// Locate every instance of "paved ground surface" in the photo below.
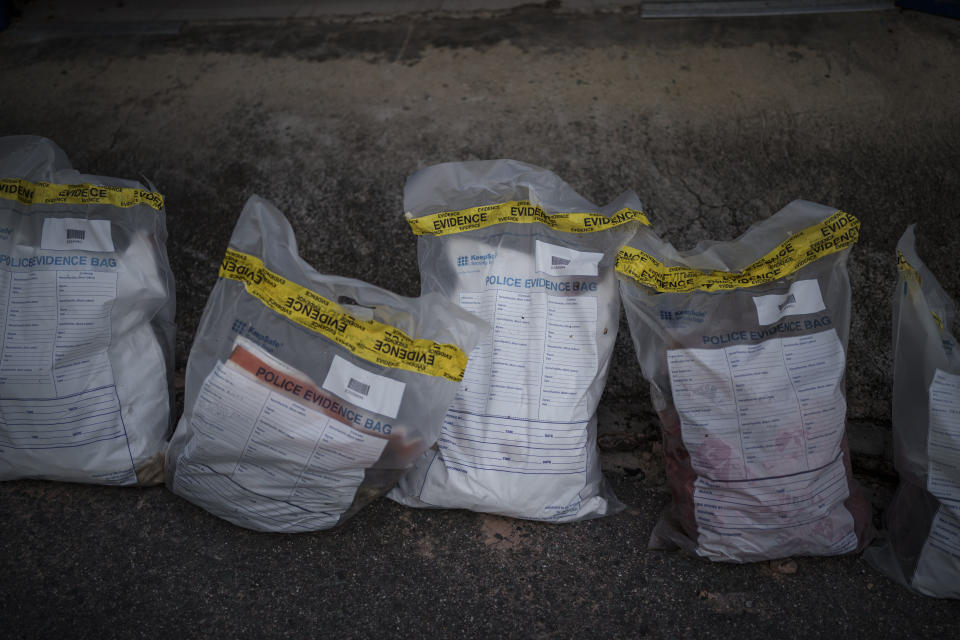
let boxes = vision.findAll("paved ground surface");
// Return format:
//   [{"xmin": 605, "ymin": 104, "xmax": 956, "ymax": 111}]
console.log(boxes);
[
  {"xmin": 7, "ymin": 0, "xmax": 896, "ymax": 23},
  {"xmin": 1, "ymin": 5, "xmax": 959, "ymax": 638}
]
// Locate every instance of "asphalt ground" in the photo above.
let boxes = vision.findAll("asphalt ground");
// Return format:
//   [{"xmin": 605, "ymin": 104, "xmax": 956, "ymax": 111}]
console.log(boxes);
[{"xmin": 1, "ymin": 6, "xmax": 959, "ymax": 638}]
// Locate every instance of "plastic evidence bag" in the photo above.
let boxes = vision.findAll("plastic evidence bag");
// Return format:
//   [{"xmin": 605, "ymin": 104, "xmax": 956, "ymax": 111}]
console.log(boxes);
[
  {"xmin": 864, "ymin": 227, "xmax": 960, "ymax": 598},
  {"xmin": 0, "ymin": 136, "xmax": 175, "ymax": 485},
  {"xmin": 616, "ymin": 200, "xmax": 873, "ymax": 561},
  {"xmin": 388, "ymin": 159, "xmax": 647, "ymax": 521},
  {"xmin": 165, "ymin": 195, "xmax": 488, "ymax": 532}
]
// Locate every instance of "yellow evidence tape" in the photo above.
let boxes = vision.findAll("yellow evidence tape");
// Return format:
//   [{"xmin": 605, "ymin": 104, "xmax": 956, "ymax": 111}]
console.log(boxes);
[
  {"xmin": 219, "ymin": 249, "xmax": 470, "ymax": 381},
  {"xmin": 616, "ymin": 210, "xmax": 860, "ymax": 293},
  {"xmin": 406, "ymin": 199, "xmax": 649, "ymax": 237},
  {"xmin": 899, "ymin": 252, "xmax": 946, "ymax": 331},
  {"xmin": 896, "ymin": 250, "xmax": 922, "ymax": 285},
  {"xmin": 0, "ymin": 178, "xmax": 164, "ymax": 211}
]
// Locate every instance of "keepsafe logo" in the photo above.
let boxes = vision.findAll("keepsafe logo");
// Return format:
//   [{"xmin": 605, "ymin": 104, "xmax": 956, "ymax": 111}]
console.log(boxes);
[{"xmin": 456, "ymin": 253, "xmax": 496, "ymax": 268}]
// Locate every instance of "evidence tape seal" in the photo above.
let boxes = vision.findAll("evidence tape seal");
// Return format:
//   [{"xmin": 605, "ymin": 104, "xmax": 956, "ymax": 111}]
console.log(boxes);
[
  {"xmin": 616, "ymin": 210, "xmax": 860, "ymax": 293},
  {"xmin": 407, "ymin": 199, "xmax": 649, "ymax": 237},
  {"xmin": 898, "ymin": 250, "xmax": 946, "ymax": 330},
  {"xmin": 0, "ymin": 178, "xmax": 164, "ymax": 212},
  {"xmin": 219, "ymin": 248, "xmax": 470, "ymax": 381},
  {"xmin": 896, "ymin": 250, "xmax": 922, "ymax": 286}
]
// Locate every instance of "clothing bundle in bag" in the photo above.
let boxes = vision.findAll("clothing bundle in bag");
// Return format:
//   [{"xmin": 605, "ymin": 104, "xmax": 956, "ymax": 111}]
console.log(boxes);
[
  {"xmin": 864, "ymin": 226, "xmax": 960, "ymax": 597},
  {"xmin": 616, "ymin": 200, "xmax": 873, "ymax": 561},
  {"xmin": 0, "ymin": 136, "xmax": 175, "ymax": 485},
  {"xmin": 388, "ymin": 160, "xmax": 646, "ymax": 521},
  {"xmin": 165, "ymin": 195, "xmax": 488, "ymax": 532}
]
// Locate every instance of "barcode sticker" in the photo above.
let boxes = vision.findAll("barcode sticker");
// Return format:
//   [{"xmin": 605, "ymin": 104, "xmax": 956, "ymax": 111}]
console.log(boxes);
[
  {"xmin": 347, "ymin": 378, "xmax": 371, "ymax": 397},
  {"xmin": 778, "ymin": 294, "xmax": 797, "ymax": 312},
  {"xmin": 41, "ymin": 218, "xmax": 114, "ymax": 252},
  {"xmin": 535, "ymin": 240, "xmax": 603, "ymax": 277},
  {"xmin": 752, "ymin": 279, "xmax": 826, "ymax": 325},
  {"xmin": 322, "ymin": 354, "xmax": 406, "ymax": 419}
]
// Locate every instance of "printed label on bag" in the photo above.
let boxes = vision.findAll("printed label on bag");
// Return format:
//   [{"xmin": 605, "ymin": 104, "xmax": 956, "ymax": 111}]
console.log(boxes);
[
  {"xmin": 752, "ymin": 279, "xmax": 826, "ymax": 325},
  {"xmin": 406, "ymin": 200, "xmax": 649, "ymax": 237},
  {"xmin": 173, "ymin": 345, "xmax": 389, "ymax": 532},
  {"xmin": 40, "ymin": 218, "xmax": 114, "ymax": 252},
  {"xmin": 928, "ymin": 369, "xmax": 960, "ymax": 510},
  {"xmin": 322, "ymin": 354, "xmax": 406, "ymax": 419},
  {"xmin": 226, "ymin": 340, "xmax": 394, "ymax": 436},
  {"xmin": 666, "ymin": 328, "xmax": 857, "ymax": 559},
  {"xmin": 0, "ymin": 246, "xmax": 133, "ymax": 484},
  {"xmin": 218, "ymin": 248, "xmax": 470, "ymax": 381},
  {"xmin": 535, "ymin": 240, "xmax": 602, "ymax": 277},
  {"xmin": 616, "ymin": 210, "xmax": 860, "ymax": 293}
]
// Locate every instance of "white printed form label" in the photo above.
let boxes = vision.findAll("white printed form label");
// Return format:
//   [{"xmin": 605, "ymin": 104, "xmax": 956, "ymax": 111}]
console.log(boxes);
[
  {"xmin": 417, "ymin": 287, "xmax": 599, "ymax": 520},
  {"xmin": 752, "ymin": 279, "xmax": 826, "ymax": 326},
  {"xmin": 667, "ymin": 328, "xmax": 857, "ymax": 559},
  {"xmin": 174, "ymin": 361, "xmax": 388, "ymax": 531},
  {"xmin": 911, "ymin": 502, "xmax": 960, "ymax": 598},
  {"xmin": 41, "ymin": 218, "xmax": 115, "ymax": 253},
  {"xmin": 926, "ymin": 369, "xmax": 960, "ymax": 558},
  {"xmin": 322, "ymin": 354, "xmax": 405, "ymax": 420},
  {"xmin": 535, "ymin": 240, "xmax": 602, "ymax": 277},
  {"xmin": 0, "ymin": 256, "xmax": 134, "ymax": 484}
]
